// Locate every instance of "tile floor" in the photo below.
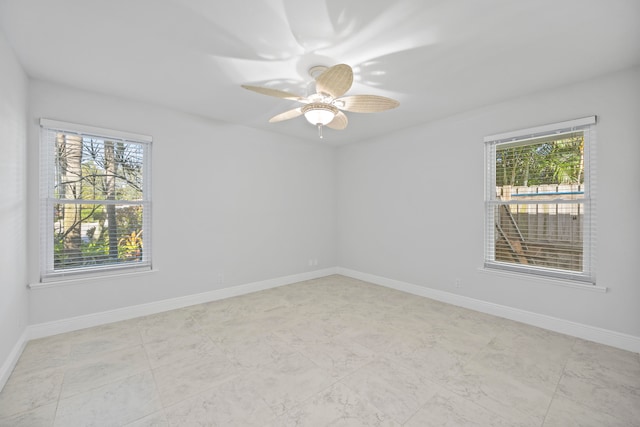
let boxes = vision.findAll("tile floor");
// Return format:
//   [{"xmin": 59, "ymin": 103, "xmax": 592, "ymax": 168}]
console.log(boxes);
[{"xmin": 0, "ymin": 275, "xmax": 639, "ymax": 426}]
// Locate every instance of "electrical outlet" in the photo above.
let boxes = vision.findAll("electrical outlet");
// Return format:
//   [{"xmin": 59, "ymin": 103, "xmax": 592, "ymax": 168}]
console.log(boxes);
[
  {"xmin": 455, "ymin": 278, "xmax": 461, "ymax": 288},
  {"xmin": 217, "ymin": 273, "xmax": 224, "ymax": 286}
]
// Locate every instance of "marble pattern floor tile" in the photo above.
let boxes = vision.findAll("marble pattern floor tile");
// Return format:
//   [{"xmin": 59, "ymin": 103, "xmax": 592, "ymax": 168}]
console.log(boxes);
[
  {"xmin": 67, "ymin": 321, "xmax": 143, "ymax": 360},
  {"xmin": 122, "ymin": 411, "xmax": 169, "ymax": 427},
  {"xmin": 60, "ymin": 345, "xmax": 150, "ymax": 399},
  {"xmin": 12, "ymin": 335, "xmax": 72, "ymax": 374},
  {"xmin": 246, "ymin": 352, "xmax": 337, "ymax": 415},
  {"xmin": 434, "ymin": 305, "xmax": 509, "ymax": 339},
  {"xmin": 163, "ymin": 376, "xmax": 275, "ymax": 427},
  {"xmin": 142, "ymin": 331, "xmax": 226, "ymax": 369},
  {"xmin": 1, "ymin": 274, "xmax": 639, "ymax": 426},
  {"xmin": 275, "ymin": 329, "xmax": 376, "ymax": 379},
  {"xmin": 0, "ymin": 401, "xmax": 57, "ymax": 427},
  {"xmin": 563, "ymin": 337, "xmax": 640, "ymax": 389},
  {"xmin": 542, "ymin": 394, "xmax": 637, "ymax": 427},
  {"xmin": 464, "ymin": 329, "xmax": 574, "ymax": 393},
  {"xmin": 380, "ymin": 326, "xmax": 492, "ymax": 383},
  {"xmin": 556, "ymin": 373, "xmax": 640, "ymax": 423},
  {"xmin": 556, "ymin": 337, "xmax": 640, "ymax": 423},
  {"xmin": 152, "ymin": 354, "xmax": 239, "ymax": 407},
  {"xmin": 404, "ymin": 387, "xmax": 516, "ymax": 427},
  {"xmin": 338, "ymin": 319, "xmax": 408, "ymax": 354},
  {"xmin": 186, "ymin": 290, "xmax": 292, "ymax": 324},
  {"xmin": 340, "ymin": 357, "xmax": 441, "ymax": 424},
  {"xmin": 0, "ymin": 366, "xmax": 65, "ymax": 418},
  {"xmin": 214, "ymin": 333, "xmax": 298, "ymax": 370},
  {"xmin": 137, "ymin": 309, "xmax": 203, "ymax": 343},
  {"xmin": 439, "ymin": 358, "xmax": 554, "ymax": 427},
  {"xmin": 284, "ymin": 311, "xmax": 359, "ymax": 342},
  {"xmin": 278, "ymin": 382, "xmax": 400, "ymax": 426},
  {"xmin": 198, "ymin": 307, "xmax": 298, "ymax": 345},
  {"xmin": 53, "ymin": 371, "xmax": 162, "ymax": 427}
]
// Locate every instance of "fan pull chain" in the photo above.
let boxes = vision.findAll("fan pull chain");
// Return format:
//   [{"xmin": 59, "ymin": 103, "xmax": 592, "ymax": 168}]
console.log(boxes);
[{"xmin": 317, "ymin": 124, "xmax": 324, "ymax": 139}]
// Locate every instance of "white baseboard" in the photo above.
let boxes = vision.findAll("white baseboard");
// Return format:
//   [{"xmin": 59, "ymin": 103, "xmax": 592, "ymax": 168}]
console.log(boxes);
[
  {"xmin": 0, "ymin": 329, "xmax": 28, "ymax": 392},
  {"xmin": 337, "ymin": 267, "xmax": 640, "ymax": 354},
  {"xmin": 27, "ymin": 267, "xmax": 338, "ymax": 340}
]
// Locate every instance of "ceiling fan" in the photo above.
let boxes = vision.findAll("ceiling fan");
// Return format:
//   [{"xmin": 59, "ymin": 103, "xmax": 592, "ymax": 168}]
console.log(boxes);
[{"xmin": 242, "ymin": 64, "xmax": 399, "ymax": 138}]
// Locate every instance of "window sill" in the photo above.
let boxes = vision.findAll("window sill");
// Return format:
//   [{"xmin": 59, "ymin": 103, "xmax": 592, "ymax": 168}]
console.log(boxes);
[
  {"xmin": 478, "ymin": 267, "xmax": 607, "ymax": 293},
  {"xmin": 29, "ymin": 269, "xmax": 158, "ymax": 290}
]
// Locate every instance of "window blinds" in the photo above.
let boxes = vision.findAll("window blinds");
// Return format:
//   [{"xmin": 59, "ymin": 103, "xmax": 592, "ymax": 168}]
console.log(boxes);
[
  {"xmin": 39, "ymin": 119, "xmax": 152, "ymax": 281},
  {"xmin": 484, "ymin": 116, "xmax": 596, "ymax": 284}
]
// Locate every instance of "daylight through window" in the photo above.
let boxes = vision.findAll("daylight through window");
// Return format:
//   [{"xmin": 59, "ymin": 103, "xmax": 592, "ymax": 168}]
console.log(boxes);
[
  {"xmin": 484, "ymin": 117, "xmax": 595, "ymax": 283},
  {"xmin": 40, "ymin": 119, "xmax": 152, "ymax": 280}
]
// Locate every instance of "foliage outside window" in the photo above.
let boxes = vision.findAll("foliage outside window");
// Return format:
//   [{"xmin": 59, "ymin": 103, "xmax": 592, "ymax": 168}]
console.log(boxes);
[
  {"xmin": 484, "ymin": 117, "xmax": 595, "ymax": 283},
  {"xmin": 40, "ymin": 119, "xmax": 151, "ymax": 280}
]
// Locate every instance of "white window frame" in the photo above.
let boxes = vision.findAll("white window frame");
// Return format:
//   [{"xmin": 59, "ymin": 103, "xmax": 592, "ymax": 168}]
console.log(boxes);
[
  {"xmin": 39, "ymin": 119, "xmax": 152, "ymax": 282},
  {"xmin": 484, "ymin": 116, "xmax": 596, "ymax": 284}
]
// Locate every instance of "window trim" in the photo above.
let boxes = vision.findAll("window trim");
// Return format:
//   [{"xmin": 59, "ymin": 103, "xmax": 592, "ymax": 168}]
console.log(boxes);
[
  {"xmin": 39, "ymin": 119, "xmax": 152, "ymax": 282},
  {"xmin": 40, "ymin": 119, "xmax": 152, "ymax": 143},
  {"xmin": 484, "ymin": 116, "xmax": 596, "ymax": 284}
]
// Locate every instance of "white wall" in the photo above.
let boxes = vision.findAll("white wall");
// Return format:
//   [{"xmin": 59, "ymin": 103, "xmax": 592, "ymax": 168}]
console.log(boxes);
[
  {"xmin": 337, "ymin": 66, "xmax": 640, "ymax": 338},
  {"xmin": 27, "ymin": 81, "xmax": 336, "ymax": 324},
  {"xmin": 0, "ymin": 31, "xmax": 29, "ymax": 368},
  {"xmin": 15, "ymin": 62, "xmax": 640, "ymax": 346}
]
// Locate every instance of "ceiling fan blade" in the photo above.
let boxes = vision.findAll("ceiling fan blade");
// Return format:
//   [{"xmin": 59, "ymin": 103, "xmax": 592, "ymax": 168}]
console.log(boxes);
[
  {"xmin": 269, "ymin": 107, "xmax": 303, "ymax": 123},
  {"xmin": 326, "ymin": 111, "xmax": 348, "ymax": 130},
  {"xmin": 315, "ymin": 64, "xmax": 353, "ymax": 98},
  {"xmin": 242, "ymin": 85, "xmax": 305, "ymax": 101},
  {"xmin": 336, "ymin": 95, "xmax": 400, "ymax": 113}
]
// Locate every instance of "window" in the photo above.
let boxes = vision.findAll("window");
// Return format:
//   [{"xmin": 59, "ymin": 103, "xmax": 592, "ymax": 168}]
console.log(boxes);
[
  {"xmin": 40, "ymin": 119, "xmax": 152, "ymax": 281},
  {"xmin": 484, "ymin": 116, "xmax": 596, "ymax": 283}
]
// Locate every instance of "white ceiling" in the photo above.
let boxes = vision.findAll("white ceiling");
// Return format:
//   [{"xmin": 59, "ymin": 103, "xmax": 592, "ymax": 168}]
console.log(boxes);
[{"xmin": 1, "ymin": 0, "xmax": 639, "ymax": 144}]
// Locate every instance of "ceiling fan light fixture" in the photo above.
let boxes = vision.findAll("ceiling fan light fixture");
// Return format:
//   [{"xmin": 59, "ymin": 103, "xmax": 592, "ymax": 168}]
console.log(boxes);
[
  {"xmin": 242, "ymin": 63, "xmax": 399, "ymax": 139},
  {"xmin": 302, "ymin": 103, "xmax": 338, "ymax": 126}
]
